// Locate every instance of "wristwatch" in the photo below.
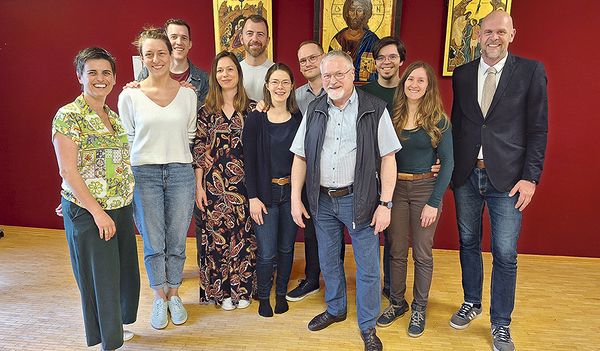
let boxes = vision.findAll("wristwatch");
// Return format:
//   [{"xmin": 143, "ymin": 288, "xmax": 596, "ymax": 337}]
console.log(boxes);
[{"xmin": 380, "ymin": 201, "xmax": 393, "ymax": 209}]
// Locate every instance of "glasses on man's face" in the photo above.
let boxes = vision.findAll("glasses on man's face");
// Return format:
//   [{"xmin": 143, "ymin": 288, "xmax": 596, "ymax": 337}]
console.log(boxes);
[
  {"xmin": 268, "ymin": 79, "xmax": 292, "ymax": 88},
  {"xmin": 375, "ymin": 54, "xmax": 400, "ymax": 63},
  {"xmin": 299, "ymin": 54, "xmax": 323, "ymax": 66},
  {"xmin": 321, "ymin": 68, "xmax": 353, "ymax": 82}
]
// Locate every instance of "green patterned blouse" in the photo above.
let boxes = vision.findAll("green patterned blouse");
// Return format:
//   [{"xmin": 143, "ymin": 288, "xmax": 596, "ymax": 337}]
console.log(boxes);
[{"xmin": 52, "ymin": 94, "xmax": 134, "ymax": 210}]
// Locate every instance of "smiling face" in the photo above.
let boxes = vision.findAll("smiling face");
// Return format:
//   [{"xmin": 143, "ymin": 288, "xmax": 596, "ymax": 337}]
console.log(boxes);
[
  {"xmin": 478, "ymin": 11, "xmax": 515, "ymax": 66},
  {"xmin": 404, "ymin": 67, "xmax": 428, "ymax": 102},
  {"xmin": 322, "ymin": 56, "xmax": 354, "ymax": 103},
  {"xmin": 266, "ymin": 69, "xmax": 292, "ymax": 104},
  {"xmin": 77, "ymin": 59, "xmax": 116, "ymax": 100},
  {"xmin": 242, "ymin": 20, "xmax": 270, "ymax": 58},
  {"xmin": 375, "ymin": 44, "xmax": 403, "ymax": 81},
  {"xmin": 166, "ymin": 24, "xmax": 192, "ymax": 61},
  {"xmin": 216, "ymin": 56, "xmax": 239, "ymax": 91},
  {"xmin": 298, "ymin": 43, "xmax": 323, "ymax": 80},
  {"xmin": 141, "ymin": 38, "xmax": 173, "ymax": 77}
]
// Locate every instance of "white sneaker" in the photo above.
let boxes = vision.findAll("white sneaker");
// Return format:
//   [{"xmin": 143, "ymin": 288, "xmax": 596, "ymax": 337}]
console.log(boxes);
[
  {"xmin": 221, "ymin": 297, "xmax": 236, "ymax": 311},
  {"xmin": 168, "ymin": 296, "xmax": 188, "ymax": 325},
  {"xmin": 237, "ymin": 299, "xmax": 250, "ymax": 309},
  {"xmin": 123, "ymin": 330, "xmax": 134, "ymax": 342},
  {"xmin": 151, "ymin": 299, "xmax": 168, "ymax": 329}
]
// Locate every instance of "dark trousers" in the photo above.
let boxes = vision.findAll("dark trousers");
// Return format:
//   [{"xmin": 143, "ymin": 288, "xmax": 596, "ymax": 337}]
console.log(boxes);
[{"xmin": 62, "ymin": 198, "xmax": 140, "ymax": 350}]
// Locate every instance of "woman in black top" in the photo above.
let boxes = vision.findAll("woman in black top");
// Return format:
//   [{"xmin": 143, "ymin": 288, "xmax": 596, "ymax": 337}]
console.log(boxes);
[{"xmin": 243, "ymin": 63, "xmax": 301, "ymax": 317}]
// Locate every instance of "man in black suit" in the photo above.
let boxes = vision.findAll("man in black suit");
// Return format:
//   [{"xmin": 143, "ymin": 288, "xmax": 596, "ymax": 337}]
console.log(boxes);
[{"xmin": 448, "ymin": 10, "xmax": 548, "ymax": 351}]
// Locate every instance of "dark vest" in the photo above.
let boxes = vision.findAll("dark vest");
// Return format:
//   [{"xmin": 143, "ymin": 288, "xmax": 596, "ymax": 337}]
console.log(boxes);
[{"xmin": 303, "ymin": 89, "xmax": 386, "ymax": 225}]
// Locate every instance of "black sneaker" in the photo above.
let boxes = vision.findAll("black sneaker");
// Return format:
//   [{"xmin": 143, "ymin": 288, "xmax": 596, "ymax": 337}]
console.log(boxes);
[
  {"xmin": 376, "ymin": 299, "xmax": 409, "ymax": 327},
  {"xmin": 407, "ymin": 303, "xmax": 426, "ymax": 337},
  {"xmin": 286, "ymin": 279, "xmax": 320, "ymax": 302}
]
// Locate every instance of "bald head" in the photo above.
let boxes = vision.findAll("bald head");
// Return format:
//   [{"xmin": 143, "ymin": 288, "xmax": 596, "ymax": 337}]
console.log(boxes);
[{"xmin": 478, "ymin": 10, "xmax": 516, "ymax": 66}]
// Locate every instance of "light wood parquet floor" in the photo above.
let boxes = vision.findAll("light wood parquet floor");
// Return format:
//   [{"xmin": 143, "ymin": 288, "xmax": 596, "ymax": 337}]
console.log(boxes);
[{"xmin": 0, "ymin": 225, "xmax": 599, "ymax": 350}]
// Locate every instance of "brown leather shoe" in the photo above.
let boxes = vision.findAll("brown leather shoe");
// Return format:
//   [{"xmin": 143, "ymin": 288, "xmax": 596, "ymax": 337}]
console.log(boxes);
[
  {"xmin": 308, "ymin": 310, "xmax": 347, "ymax": 331},
  {"xmin": 361, "ymin": 327, "xmax": 383, "ymax": 351}
]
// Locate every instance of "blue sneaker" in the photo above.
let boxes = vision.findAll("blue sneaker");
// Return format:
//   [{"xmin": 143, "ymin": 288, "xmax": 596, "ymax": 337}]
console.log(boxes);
[
  {"xmin": 168, "ymin": 296, "xmax": 188, "ymax": 325},
  {"xmin": 151, "ymin": 299, "xmax": 168, "ymax": 329}
]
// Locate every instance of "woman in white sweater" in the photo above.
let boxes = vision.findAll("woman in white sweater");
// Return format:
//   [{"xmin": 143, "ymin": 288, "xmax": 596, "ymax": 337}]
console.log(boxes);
[{"xmin": 118, "ymin": 28, "xmax": 196, "ymax": 330}]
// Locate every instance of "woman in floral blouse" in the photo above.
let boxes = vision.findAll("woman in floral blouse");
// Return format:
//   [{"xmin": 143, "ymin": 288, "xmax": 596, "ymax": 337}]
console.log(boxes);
[
  {"xmin": 193, "ymin": 50, "xmax": 256, "ymax": 310},
  {"xmin": 52, "ymin": 47, "xmax": 139, "ymax": 351}
]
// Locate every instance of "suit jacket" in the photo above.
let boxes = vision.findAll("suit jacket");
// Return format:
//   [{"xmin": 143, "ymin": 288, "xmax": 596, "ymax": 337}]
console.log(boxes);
[{"xmin": 451, "ymin": 52, "xmax": 548, "ymax": 192}]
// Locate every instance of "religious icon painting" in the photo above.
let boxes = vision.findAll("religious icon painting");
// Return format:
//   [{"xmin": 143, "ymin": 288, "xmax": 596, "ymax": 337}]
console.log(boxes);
[
  {"xmin": 443, "ymin": 0, "xmax": 512, "ymax": 76},
  {"xmin": 320, "ymin": 0, "xmax": 401, "ymax": 83},
  {"xmin": 213, "ymin": 0, "xmax": 273, "ymax": 61}
]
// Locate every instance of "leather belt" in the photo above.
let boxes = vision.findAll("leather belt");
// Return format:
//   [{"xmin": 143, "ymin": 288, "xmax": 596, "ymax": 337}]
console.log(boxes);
[
  {"xmin": 476, "ymin": 160, "xmax": 485, "ymax": 168},
  {"xmin": 397, "ymin": 172, "xmax": 435, "ymax": 181},
  {"xmin": 272, "ymin": 177, "xmax": 290, "ymax": 185},
  {"xmin": 320, "ymin": 185, "xmax": 353, "ymax": 198}
]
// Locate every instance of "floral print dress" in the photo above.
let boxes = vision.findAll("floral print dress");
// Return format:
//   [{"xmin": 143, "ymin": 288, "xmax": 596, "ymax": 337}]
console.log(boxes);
[{"xmin": 192, "ymin": 102, "xmax": 257, "ymax": 304}]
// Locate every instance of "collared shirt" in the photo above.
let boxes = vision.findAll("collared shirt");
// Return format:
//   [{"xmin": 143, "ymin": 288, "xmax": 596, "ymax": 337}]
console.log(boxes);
[
  {"xmin": 477, "ymin": 55, "xmax": 508, "ymax": 160},
  {"xmin": 295, "ymin": 82, "xmax": 326, "ymax": 116},
  {"xmin": 52, "ymin": 94, "xmax": 135, "ymax": 210},
  {"xmin": 477, "ymin": 54, "xmax": 508, "ymax": 107},
  {"xmin": 290, "ymin": 89, "xmax": 401, "ymax": 187}
]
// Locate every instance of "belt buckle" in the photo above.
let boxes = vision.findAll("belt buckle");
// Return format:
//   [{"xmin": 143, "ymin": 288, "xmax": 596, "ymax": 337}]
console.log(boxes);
[
  {"xmin": 328, "ymin": 189, "xmax": 335, "ymax": 197},
  {"xmin": 276, "ymin": 178, "xmax": 284, "ymax": 185}
]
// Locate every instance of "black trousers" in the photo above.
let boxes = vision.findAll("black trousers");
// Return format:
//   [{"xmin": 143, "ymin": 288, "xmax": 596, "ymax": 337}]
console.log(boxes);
[{"xmin": 62, "ymin": 198, "xmax": 140, "ymax": 350}]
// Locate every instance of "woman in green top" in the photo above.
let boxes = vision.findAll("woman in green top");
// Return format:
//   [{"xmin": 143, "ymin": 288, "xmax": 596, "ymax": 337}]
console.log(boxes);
[
  {"xmin": 376, "ymin": 61, "xmax": 454, "ymax": 338},
  {"xmin": 52, "ymin": 47, "xmax": 139, "ymax": 351}
]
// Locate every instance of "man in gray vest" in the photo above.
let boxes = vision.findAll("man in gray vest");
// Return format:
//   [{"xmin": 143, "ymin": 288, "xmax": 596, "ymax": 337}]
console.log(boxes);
[{"xmin": 290, "ymin": 50, "xmax": 401, "ymax": 351}]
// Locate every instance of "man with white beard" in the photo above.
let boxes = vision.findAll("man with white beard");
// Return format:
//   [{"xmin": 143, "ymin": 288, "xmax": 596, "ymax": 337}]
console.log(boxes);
[{"xmin": 289, "ymin": 50, "xmax": 401, "ymax": 351}]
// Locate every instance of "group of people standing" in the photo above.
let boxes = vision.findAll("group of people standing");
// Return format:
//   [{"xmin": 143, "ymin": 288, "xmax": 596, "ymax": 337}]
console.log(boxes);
[{"xmin": 52, "ymin": 9, "xmax": 547, "ymax": 351}]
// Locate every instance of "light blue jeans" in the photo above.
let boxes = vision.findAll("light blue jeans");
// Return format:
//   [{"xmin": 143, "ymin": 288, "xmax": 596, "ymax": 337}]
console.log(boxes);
[
  {"xmin": 132, "ymin": 163, "xmax": 195, "ymax": 290},
  {"xmin": 454, "ymin": 168, "xmax": 522, "ymax": 326},
  {"xmin": 313, "ymin": 191, "xmax": 381, "ymax": 331}
]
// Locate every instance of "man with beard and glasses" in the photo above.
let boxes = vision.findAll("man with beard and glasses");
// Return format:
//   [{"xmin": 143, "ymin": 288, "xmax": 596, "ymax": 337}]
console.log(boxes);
[
  {"xmin": 449, "ymin": 11, "xmax": 548, "ymax": 351},
  {"xmin": 240, "ymin": 14, "xmax": 274, "ymax": 101},
  {"xmin": 137, "ymin": 18, "xmax": 209, "ymax": 108},
  {"xmin": 290, "ymin": 50, "xmax": 401, "ymax": 351},
  {"xmin": 329, "ymin": 0, "xmax": 379, "ymax": 82}
]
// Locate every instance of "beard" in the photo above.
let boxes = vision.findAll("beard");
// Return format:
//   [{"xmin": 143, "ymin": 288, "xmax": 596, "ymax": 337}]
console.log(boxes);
[
  {"xmin": 326, "ymin": 86, "xmax": 346, "ymax": 100},
  {"xmin": 245, "ymin": 40, "xmax": 266, "ymax": 58}
]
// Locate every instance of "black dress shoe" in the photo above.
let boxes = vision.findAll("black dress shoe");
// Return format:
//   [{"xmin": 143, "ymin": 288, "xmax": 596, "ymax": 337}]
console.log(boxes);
[
  {"xmin": 361, "ymin": 327, "xmax": 382, "ymax": 351},
  {"xmin": 308, "ymin": 310, "xmax": 347, "ymax": 331}
]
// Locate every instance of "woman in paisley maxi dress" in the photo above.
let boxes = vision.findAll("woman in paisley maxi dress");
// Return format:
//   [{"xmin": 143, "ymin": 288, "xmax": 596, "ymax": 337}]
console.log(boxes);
[{"xmin": 192, "ymin": 50, "xmax": 257, "ymax": 310}]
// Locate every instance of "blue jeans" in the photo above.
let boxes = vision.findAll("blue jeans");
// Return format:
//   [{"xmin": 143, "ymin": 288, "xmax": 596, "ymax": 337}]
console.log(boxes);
[
  {"xmin": 132, "ymin": 163, "xmax": 196, "ymax": 290},
  {"xmin": 254, "ymin": 183, "xmax": 298, "ymax": 299},
  {"xmin": 313, "ymin": 191, "xmax": 381, "ymax": 331},
  {"xmin": 454, "ymin": 168, "xmax": 522, "ymax": 326}
]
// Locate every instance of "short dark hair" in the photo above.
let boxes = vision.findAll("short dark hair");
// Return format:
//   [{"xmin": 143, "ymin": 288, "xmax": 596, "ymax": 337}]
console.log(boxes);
[
  {"xmin": 243, "ymin": 14, "xmax": 269, "ymax": 36},
  {"xmin": 74, "ymin": 47, "xmax": 116, "ymax": 77},
  {"xmin": 372, "ymin": 36, "xmax": 406, "ymax": 62},
  {"xmin": 164, "ymin": 18, "xmax": 191, "ymax": 40}
]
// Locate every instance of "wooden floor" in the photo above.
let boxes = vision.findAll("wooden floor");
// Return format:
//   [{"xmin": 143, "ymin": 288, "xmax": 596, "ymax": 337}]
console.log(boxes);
[{"xmin": 0, "ymin": 225, "xmax": 599, "ymax": 351}]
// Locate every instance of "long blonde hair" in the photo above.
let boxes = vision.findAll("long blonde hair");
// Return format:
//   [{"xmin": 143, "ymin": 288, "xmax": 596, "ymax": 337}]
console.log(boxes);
[
  {"xmin": 204, "ymin": 51, "xmax": 250, "ymax": 115},
  {"xmin": 391, "ymin": 61, "xmax": 450, "ymax": 147}
]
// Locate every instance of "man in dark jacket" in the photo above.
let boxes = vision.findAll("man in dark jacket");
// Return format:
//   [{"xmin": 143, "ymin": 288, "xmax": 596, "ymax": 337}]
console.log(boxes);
[{"xmin": 449, "ymin": 11, "xmax": 548, "ymax": 351}]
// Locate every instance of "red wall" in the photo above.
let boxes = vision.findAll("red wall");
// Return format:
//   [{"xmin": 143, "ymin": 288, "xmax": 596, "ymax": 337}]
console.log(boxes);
[{"xmin": 1, "ymin": 1, "xmax": 598, "ymax": 258}]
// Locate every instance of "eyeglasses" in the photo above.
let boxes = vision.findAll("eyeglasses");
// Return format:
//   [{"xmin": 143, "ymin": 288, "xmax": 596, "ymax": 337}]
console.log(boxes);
[
  {"xmin": 375, "ymin": 54, "xmax": 400, "ymax": 63},
  {"xmin": 268, "ymin": 79, "xmax": 292, "ymax": 88},
  {"xmin": 299, "ymin": 54, "xmax": 323, "ymax": 66},
  {"xmin": 321, "ymin": 68, "xmax": 353, "ymax": 81}
]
